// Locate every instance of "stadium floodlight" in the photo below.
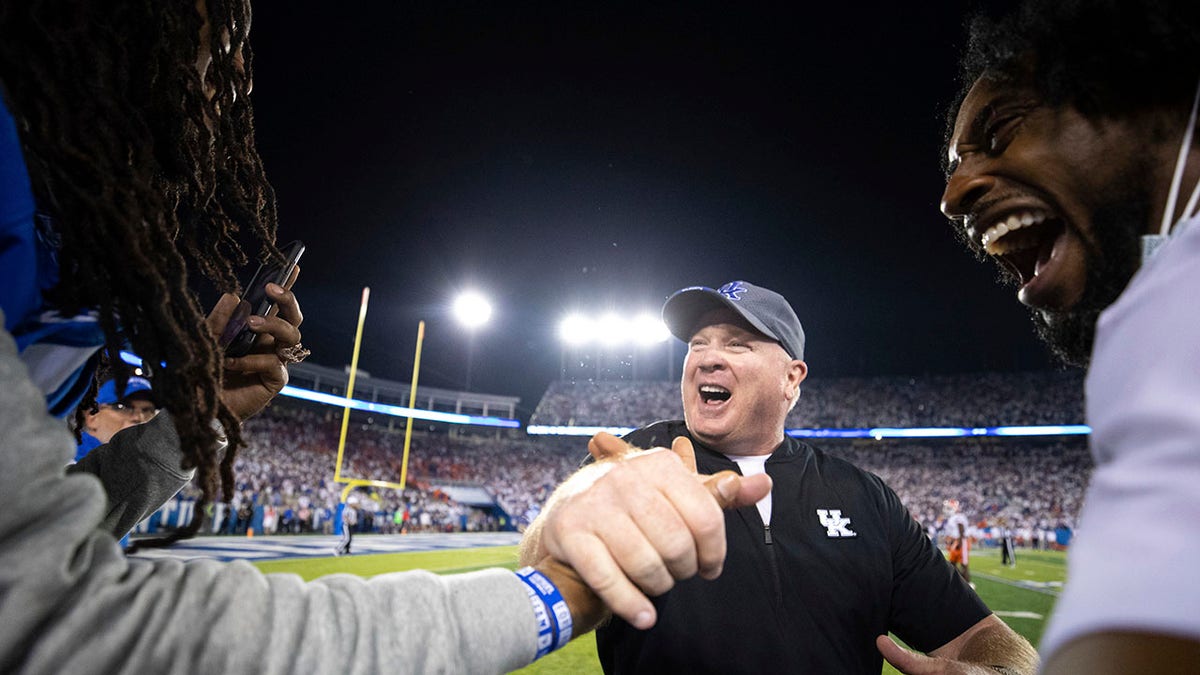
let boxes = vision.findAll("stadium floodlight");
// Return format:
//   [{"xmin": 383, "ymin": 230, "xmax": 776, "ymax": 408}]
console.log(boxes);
[
  {"xmin": 559, "ymin": 314, "xmax": 594, "ymax": 345},
  {"xmin": 631, "ymin": 312, "xmax": 671, "ymax": 346},
  {"xmin": 452, "ymin": 291, "xmax": 492, "ymax": 329},
  {"xmin": 596, "ymin": 313, "xmax": 628, "ymax": 346},
  {"xmin": 559, "ymin": 311, "xmax": 672, "ymax": 347}
]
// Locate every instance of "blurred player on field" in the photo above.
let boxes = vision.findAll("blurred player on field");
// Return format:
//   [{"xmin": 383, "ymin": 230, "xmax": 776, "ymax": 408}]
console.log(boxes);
[
  {"xmin": 943, "ymin": 499, "xmax": 971, "ymax": 585},
  {"xmin": 999, "ymin": 518, "xmax": 1016, "ymax": 568},
  {"xmin": 334, "ymin": 495, "xmax": 359, "ymax": 556}
]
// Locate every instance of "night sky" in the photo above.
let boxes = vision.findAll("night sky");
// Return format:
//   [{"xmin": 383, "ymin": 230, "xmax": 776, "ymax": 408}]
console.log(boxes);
[{"xmin": 246, "ymin": 3, "xmax": 1058, "ymax": 419}]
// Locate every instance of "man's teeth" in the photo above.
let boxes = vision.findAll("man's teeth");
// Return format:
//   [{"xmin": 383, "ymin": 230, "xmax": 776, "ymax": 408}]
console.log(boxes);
[
  {"xmin": 981, "ymin": 211, "xmax": 1048, "ymax": 255},
  {"xmin": 699, "ymin": 385, "xmax": 731, "ymax": 402}
]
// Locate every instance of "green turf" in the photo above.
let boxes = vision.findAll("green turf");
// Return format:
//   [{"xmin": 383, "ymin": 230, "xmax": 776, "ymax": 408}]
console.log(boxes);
[
  {"xmin": 253, "ymin": 545, "xmax": 523, "ymax": 579},
  {"xmin": 252, "ymin": 544, "xmax": 1068, "ymax": 674}
]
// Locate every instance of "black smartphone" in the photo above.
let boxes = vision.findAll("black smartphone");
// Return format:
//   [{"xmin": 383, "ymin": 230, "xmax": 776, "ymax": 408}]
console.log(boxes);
[{"xmin": 220, "ymin": 240, "xmax": 306, "ymax": 357}]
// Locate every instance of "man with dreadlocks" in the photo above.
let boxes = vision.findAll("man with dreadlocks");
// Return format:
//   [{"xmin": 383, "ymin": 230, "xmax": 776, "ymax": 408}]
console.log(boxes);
[
  {"xmin": 0, "ymin": 0, "xmax": 301, "ymax": 549},
  {"xmin": 0, "ymin": 3, "xmax": 775, "ymax": 672},
  {"xmin": 938, "ymin": 1, "xmax": 1200, "ymax": 672}
]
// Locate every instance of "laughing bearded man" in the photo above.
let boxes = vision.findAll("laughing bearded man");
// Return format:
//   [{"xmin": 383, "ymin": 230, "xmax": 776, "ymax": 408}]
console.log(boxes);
[{"xmin": 941, "ymin": 1, "xmax": 1200, "ymax": 672}]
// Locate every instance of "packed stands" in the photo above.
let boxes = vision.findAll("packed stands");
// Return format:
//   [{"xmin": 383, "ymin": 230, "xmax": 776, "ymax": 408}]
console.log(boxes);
[
  {"xmin": 175, "ymin": 406, "xmax": 581, "ymax": 535},
  {"xmin": 531, "ymin": 370, "xmax": 1086, "ymax": 429},
  {"xmin": 151, "ymin": 370, "xmax": 1090, "ymax": 547},
  {"xmin": 825, "ymin": 437, "xmax": 1089, "ymax": 543}
]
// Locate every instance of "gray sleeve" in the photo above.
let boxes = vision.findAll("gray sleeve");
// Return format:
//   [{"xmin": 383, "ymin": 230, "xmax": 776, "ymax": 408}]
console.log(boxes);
[
  {"xmin": 66, "ymin": 410, "xmax": 195, "ymax": 538},
  {"xmin": 0, "ymin": 317, "xmax": 539, "ymax": 674}
]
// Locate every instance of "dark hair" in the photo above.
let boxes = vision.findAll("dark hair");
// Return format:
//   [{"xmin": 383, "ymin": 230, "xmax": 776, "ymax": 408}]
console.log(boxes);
[
  {"xmin": 946, "ymin": 0, "xmax": 1200, "ymax": 168},
  {"xmin": 0, "ymin": 0, "xmax": 280, "ymax": 547}
]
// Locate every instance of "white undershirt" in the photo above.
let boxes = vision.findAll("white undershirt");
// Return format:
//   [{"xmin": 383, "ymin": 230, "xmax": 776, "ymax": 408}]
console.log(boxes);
[{"xmin": 724, "ymin": 453, "xmax": 772, "ymax": 525}]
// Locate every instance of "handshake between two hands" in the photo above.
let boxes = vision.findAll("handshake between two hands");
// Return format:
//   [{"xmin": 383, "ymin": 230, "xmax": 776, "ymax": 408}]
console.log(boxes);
[
  {"xmin": 524, "ymin": 434, "xmax": 1034, "ymax": 675},
  {"xmin": 522, "ymin": 432, "xmax": 772, "ymax": 634}
]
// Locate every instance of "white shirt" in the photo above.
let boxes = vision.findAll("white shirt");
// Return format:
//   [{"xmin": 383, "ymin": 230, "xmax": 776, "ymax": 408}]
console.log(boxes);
[
  {"xmin": 724, "ymin": 453, "xmax": 772, "ymax": 525},
  {"xmin": 1041, "ymin": 215, "xmax": 1200, "ymax": 657}
]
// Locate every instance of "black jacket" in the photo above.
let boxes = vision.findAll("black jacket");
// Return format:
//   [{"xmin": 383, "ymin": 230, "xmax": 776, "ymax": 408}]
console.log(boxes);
[{"xmin": 596, "ymin": 420, "xmax": 989, "ymax": 674}]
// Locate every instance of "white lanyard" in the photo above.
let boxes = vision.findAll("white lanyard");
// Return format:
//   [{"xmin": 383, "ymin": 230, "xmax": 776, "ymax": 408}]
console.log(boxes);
[{"xmin": 1143, "ymin": 76, "xmax": 1200, "ymax": 262}]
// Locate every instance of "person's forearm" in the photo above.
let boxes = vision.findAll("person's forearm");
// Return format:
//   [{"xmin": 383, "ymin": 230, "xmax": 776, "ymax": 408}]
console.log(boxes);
[
  {"xmin": 14, "ymin": 551, "xmax": 540, "ymax": 674},
  {"xmin": 534, "ymin": 557, "xmax": 609, "ymax": 636},
  {"xmin": 957, "ymin": 623, "xmax": 1039, "ymax": 675},
  {"xmin": 67, "ymin": 411, "xmax": 196, "ymax": 538}
]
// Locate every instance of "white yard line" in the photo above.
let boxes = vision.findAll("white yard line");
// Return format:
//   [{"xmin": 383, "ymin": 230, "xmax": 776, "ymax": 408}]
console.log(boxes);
[{"xmin": 973, "ymin": 572, "xmax": 1062, "ymax": 597}]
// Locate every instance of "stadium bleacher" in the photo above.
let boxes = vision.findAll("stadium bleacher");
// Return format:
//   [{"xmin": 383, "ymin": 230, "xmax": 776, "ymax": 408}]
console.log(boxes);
[
  {"xmin": 143, "ymin": 370, "xmax": 1089, "ymax": 549},
  {"xmin": 531, "ymin": 370, "xmax": 1086, "ymax": 429}
]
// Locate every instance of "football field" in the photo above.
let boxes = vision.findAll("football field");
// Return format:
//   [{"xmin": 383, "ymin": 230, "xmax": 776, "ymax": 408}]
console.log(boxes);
[{"xmin": 201, "ymin": 536, "xmax": 1067, "ymax": 674}]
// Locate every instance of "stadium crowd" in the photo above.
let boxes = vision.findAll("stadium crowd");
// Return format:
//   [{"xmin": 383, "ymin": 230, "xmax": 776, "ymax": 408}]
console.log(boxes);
[
  {"xmin": 184, "ymin": 406, "xmax": 581, "ymax": 535},
  {"xmin": 531, "ymin": 370, "xmax": 1085, "ymax": 429},
  {"xmin": 155, "ymin": 369, "xmax": 1091, "ymax": 549},
  {"xmin": 827, "ymin": 438, "xmax": 1090, "ymax": 545}
]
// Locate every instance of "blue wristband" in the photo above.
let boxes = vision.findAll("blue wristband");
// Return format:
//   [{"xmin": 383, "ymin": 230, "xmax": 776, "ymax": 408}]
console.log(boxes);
[{"xmin": 515, "ymin": 567, "xmax": 574, "ymax": 659}]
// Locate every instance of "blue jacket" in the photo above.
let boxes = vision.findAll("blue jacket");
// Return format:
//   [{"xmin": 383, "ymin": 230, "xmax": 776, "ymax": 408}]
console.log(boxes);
[{"xmin": 0, "ymin": 89, "xmax": 106, "ymax": 417}]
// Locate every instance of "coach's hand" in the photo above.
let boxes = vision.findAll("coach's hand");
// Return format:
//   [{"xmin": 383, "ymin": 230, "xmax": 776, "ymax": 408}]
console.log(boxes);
[
  {"xmin": 586, "ymin": 431, "xmax": 637, "ymax": 461},
  {"xmin": 206, "ymin": 265, "xmax": 304, "ymax": 421},
  {"xmin": 530, "ymin": 435, "xmax": 771, "ymax": 631}
]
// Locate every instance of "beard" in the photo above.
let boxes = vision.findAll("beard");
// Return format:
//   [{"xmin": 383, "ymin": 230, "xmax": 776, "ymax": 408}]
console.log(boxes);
[{"xmin": 1029, "ymin": 196, "xmax": 1146, "ymax": 367}]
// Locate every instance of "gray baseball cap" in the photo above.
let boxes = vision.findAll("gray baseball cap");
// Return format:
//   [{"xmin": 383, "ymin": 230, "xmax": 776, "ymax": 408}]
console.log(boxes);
[{"xmin": 662, "ymin": 280, "xmax": 805, "ymax": 360}]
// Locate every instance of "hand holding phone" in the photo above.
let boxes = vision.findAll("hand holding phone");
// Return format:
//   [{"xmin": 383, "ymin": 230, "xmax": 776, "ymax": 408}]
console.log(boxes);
[{"xmin": 219, "ymin": 240, "xmax": 305, "ymax": 357}]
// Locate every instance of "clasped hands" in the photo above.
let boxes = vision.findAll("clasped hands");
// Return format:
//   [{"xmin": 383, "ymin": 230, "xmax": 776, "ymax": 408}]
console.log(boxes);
[{"xmin": 522, "ymin": 432, "xmax": 772, "ymax": 633}]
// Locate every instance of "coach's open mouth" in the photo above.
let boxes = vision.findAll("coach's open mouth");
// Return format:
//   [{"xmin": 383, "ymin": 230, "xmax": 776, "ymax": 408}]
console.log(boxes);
[{"xmin": 699, "ymin": 384, "xmax": 731, "ymax": 405}]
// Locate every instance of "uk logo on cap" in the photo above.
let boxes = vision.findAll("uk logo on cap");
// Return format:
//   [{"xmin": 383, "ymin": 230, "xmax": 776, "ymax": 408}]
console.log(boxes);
[{"xmin": 718, "ymin": 281, "xmax": 747, "ymax": 301}]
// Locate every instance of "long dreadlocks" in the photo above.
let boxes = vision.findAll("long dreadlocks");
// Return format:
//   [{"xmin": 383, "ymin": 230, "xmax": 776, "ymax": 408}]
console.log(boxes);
[{"xmin": 0, "ymin": 0, "xmax": 280, "ymax": 545}]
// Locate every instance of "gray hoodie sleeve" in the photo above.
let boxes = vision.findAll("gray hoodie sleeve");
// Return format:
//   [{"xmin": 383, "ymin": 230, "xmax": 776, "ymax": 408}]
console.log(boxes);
[
  {"xmin": 0, "ymin": 318, "xmax": 539, "ymax": 674},
  {"xmin": 66, "ymin": 409, "xmax": 195, "ymax": 539}
]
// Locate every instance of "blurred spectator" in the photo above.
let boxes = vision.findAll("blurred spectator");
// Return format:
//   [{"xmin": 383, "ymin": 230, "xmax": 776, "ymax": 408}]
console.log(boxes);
[{"xmin": 74, "ymin": 375, "xmax": 158, "ymax": 462}]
